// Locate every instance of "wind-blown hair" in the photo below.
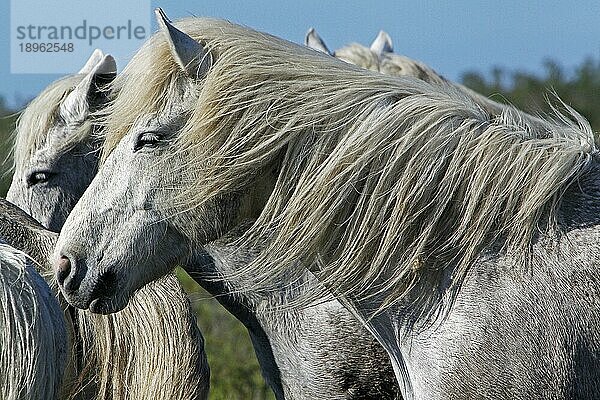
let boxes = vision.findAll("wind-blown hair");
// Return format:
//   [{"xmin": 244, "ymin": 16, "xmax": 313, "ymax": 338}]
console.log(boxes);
[
  {"xmin": 103, "ymin": 18, "xmax": 595, "ymax": 315},
  {"xmin": 0, "ymin": 243, "xmax": 67, "ymax": 400},
  {"xmin": 75, "ymin": 277, "xmax": 209, "ymax": 399},
  {"xmin": 333, "ymin": 41, "xmax": 537, "ymax": 119}
]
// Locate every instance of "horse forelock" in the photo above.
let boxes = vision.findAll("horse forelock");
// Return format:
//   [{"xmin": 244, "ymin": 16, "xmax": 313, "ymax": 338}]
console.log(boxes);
[
  {"xmin": 101, "ymin": 17, "xmax": 596, "ymax": 316},
  {"xmin": 100, "ymin": 19, "xmax": 209, "ymax": 164}
]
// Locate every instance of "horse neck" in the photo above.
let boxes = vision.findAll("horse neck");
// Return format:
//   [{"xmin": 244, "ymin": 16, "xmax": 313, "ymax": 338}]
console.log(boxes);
[
  {"xmin": 185, "ymin": 224, "xmax": 286, "ymax": 400},
  {"xmin": 185, "ymin": 220, "xmax": 276, "ymax": 320},
  {"xmin": 186, "ymin": 218, "xmax": 320, "ymax": 312},
  {"xmin": 186, "ymin": 247, "xmax": 259, "ymax": 319}
]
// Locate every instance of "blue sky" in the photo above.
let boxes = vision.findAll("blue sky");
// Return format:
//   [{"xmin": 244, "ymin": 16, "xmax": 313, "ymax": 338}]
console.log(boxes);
[{"xmin": 1, "ymin": 0, "xmax": 599, "ymax": 108}]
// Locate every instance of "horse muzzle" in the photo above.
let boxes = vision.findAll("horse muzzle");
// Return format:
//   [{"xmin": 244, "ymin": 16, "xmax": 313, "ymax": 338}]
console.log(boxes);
[{"xmin": 53, "ymin": 253, "xmax": 124, "ymax": 314}]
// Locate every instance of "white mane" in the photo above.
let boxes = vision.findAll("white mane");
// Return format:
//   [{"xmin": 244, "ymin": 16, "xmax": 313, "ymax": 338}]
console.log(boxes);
[
  {"xmin": 0, "ymin": 243, "xmax": 67, "ymax": 399},
  {"xmin": 103, "ymin": 18, "xmax": 595, "ymax": 315}
]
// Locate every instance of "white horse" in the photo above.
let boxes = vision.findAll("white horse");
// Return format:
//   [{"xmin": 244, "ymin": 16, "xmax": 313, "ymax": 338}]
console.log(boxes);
[
  {"xmin": 55, "ymin": 11, "xmax": 600, "ymax": 399},
  {"xmin": 5, "ymin": 49, "xmax": 209, "ymax": 399},
  {"xmin": 56, "ymin": 13, "xmax": 400, "ymax": 400},
  {"xmin": 305, "ymin": 28, "xmax": 447, "ymax": 84}
]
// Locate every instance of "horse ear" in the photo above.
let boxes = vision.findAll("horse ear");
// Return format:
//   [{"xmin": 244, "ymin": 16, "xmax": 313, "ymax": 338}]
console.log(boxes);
[
  {"xmin": 370, "ymin": 30, "xmax": 393, "ymax": 55},
  {"xmin": 60, "ymin": 54, "xmax": 117, "ymax": 123},
  {"xmin": 155, "ymin": 8, "xmax": 212, "ymax": 79},
  {"xmin": 305, "ymin": 28, "xmax": 332, "ymax": 55},
  {"xmin": 78, "ymin": 49, "xmax": 105, "ymax": 74}
]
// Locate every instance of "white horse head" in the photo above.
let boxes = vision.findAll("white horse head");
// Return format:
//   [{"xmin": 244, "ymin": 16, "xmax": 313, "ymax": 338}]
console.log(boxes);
[
  {"xmin": 7, "ymin": 50, "xmax": 116, "ymax": 231},
  {"xmin": 305, "ymin": 27, "xmax": 449, "ymax": 87},
  {"xmin": 6, "ymin": 48, "xmax": 209, "ymax": 399},
  {"xmin": 53, "ymin": 11, "xmax": 237, "ymax": 313}
]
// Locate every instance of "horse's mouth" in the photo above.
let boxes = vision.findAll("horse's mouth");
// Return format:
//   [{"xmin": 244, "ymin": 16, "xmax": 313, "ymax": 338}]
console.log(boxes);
[
  {"xmin": 61, "ymin": 290, "xmax": 121, "ymax": 314},
  {"xmin": 88, "ymin": 269, "xmax": 118, "ymax": 299},
  {"xmin": 63, "ymin": 270, "xmax": 126, "ymax": 314},
  {"xmin": 86, "ymin": 273, "xmax": 127, "ymax": 314},
  {"xmin": 62, "ymin": 291, "xmax": 94, "ymax": 310},
  {"xmin": 87, "ymin": 289, "xmax": 130, "ymax": 314}
]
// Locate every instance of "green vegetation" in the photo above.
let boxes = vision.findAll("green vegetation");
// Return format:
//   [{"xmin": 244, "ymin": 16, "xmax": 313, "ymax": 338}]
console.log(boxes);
[
  {"xmin": 0, "ymin": 57, "xmax": 598, "ymax": 399},
  {"xmin": 175, "ymin": 268, "xmax": 275, "ymax": 400},
  {"xmin": 461, "ymin": 57, "xmax": 600, "ymax": 131}
]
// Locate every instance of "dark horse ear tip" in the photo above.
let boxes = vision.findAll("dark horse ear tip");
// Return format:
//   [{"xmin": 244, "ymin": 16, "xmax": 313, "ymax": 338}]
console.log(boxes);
[
  {"xmin": 155, "ymin": 8, "xmax": 171, "ymax": 24},
  {"xmin": 155, "ymin": 8, "xmax": 176, "ymax": 34},
  {"xmin": 305, "ymin": 27, "xmax": 332, "ymax": 55}
]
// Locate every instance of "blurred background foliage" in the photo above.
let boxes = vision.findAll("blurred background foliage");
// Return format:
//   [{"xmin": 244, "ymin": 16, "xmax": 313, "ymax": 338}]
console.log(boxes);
[
  {"xmin": 461, "ymin": 57, "xmax": 600, "ymax": 130},
  {"xmin": 0, "ymin": 57, "xmax": 599, "ymax": 399}
]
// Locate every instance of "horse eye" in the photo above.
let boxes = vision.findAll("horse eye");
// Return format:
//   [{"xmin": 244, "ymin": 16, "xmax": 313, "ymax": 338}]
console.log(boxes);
[
  {"xmin": 134, "ymin": 131, "xmax": 162, "ymax": 152},
  {"xmin": 26, "ymin": 170, "xmax": 54, "ymax": 187}
]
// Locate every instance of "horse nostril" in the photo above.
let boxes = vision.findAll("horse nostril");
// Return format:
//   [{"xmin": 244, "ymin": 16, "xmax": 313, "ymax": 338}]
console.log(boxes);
[{"xmin": 56, "ymin": 256, "xmax": 72, "ymax": 285}]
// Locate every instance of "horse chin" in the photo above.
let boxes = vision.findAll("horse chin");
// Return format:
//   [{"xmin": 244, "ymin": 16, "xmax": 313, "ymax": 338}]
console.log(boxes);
[
  {"xmin": 88, "ymin": 294, "xmax": 129, "ymax": 314},
  {"xmin": 62, "ymin": 275, "xmax": 129, "ymax": 314},
  {"xmin": 63, "ymin": 292, "xmax": 94, "ymax": 311}
]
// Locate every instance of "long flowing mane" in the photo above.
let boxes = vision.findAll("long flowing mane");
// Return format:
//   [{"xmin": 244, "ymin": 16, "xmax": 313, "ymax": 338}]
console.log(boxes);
[{"xmin": 103, "ymin": 18, "xmax": 596, "ymax": 314}]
